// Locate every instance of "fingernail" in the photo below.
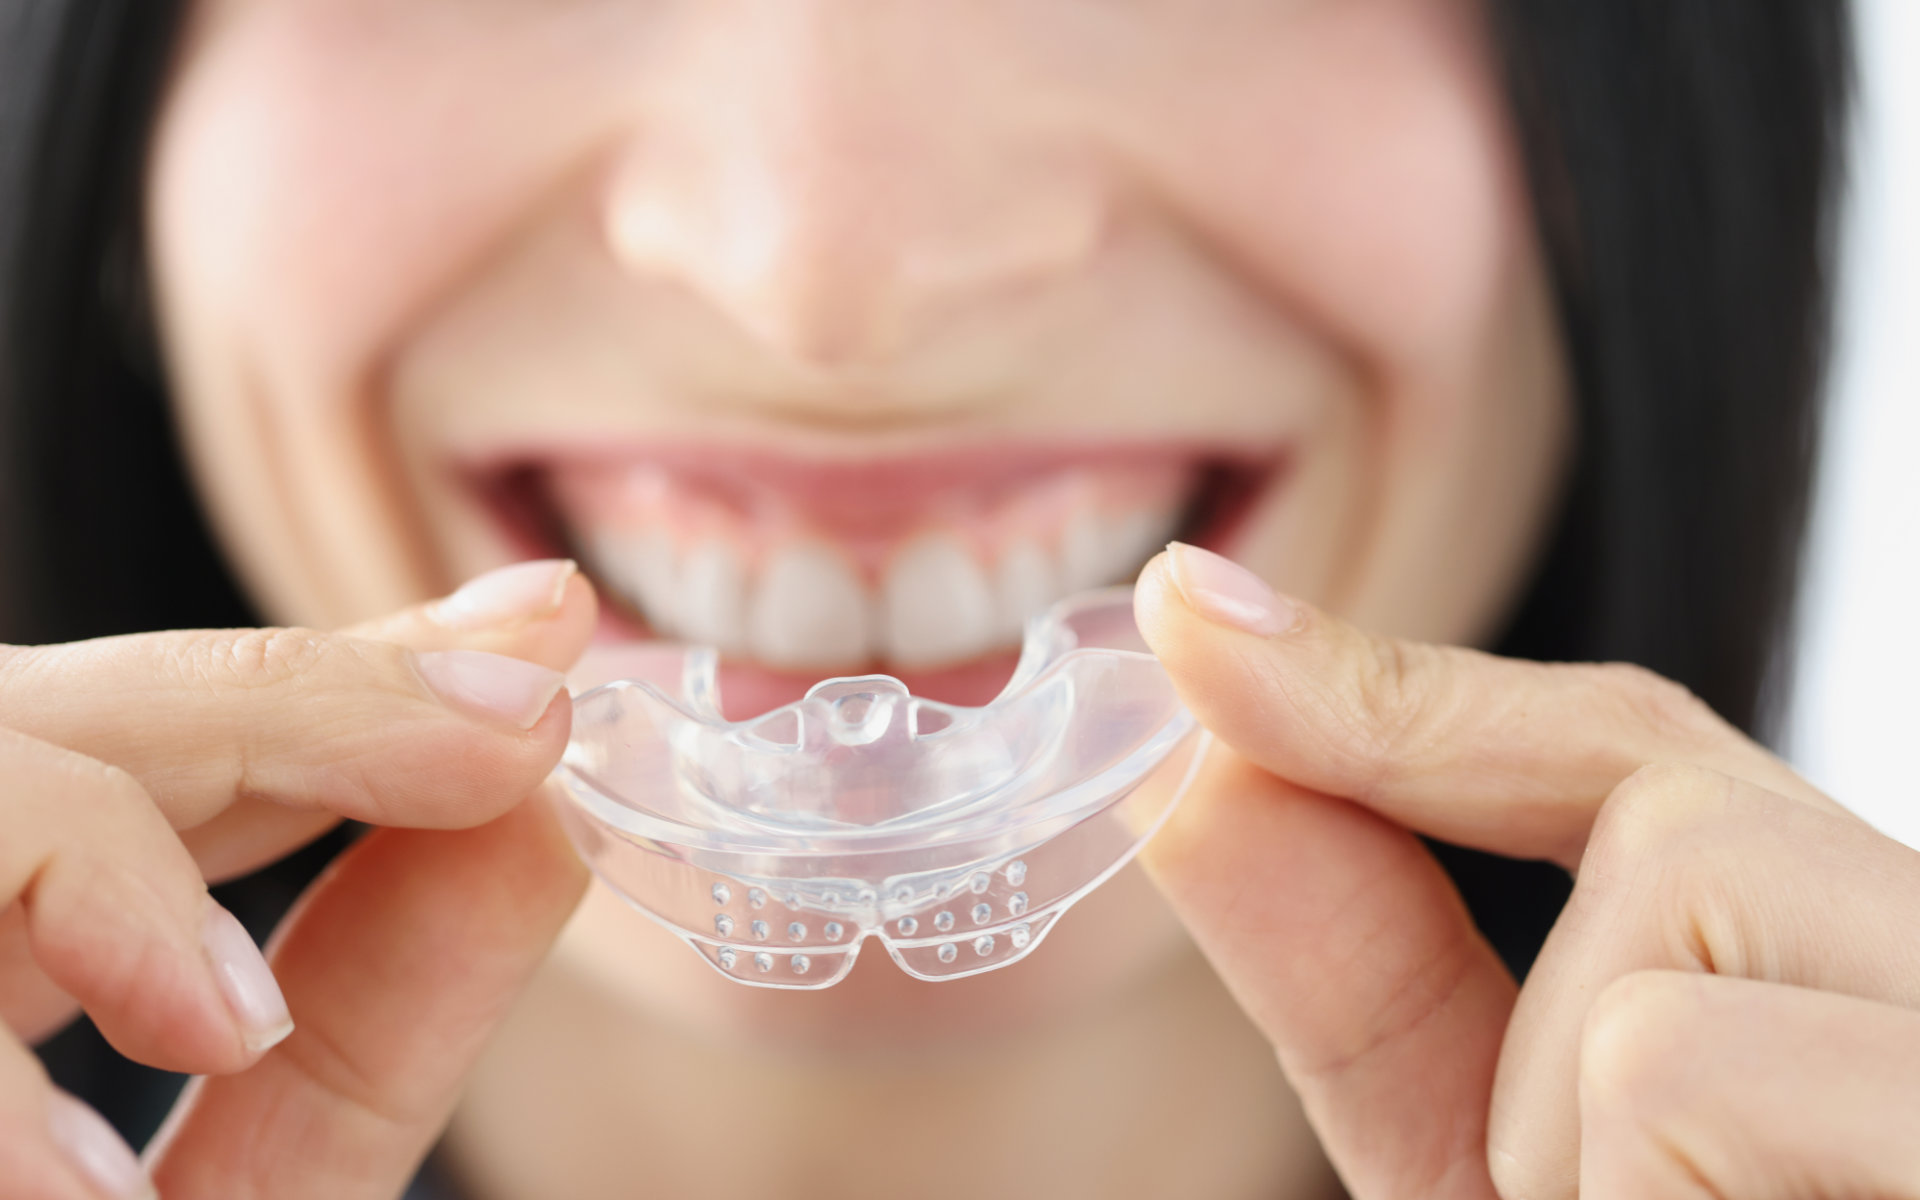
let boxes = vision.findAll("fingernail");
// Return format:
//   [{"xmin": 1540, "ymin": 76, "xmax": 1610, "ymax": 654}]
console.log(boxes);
[
  {"xmin": 46, "ymin": 1089, "xmax": 154, "ymax": 1200},
  {"xmin": 201, "ymin": 901, "xmax": 294, "ymax": 1054},
  {"xmin": 1166, "ymin": 542, "xmax": 1299, "ymax": 636},
  {"xmin": 429, "ymin": 559, "xmax": 576, "ymax": 630},
  {"xmin": 416, "ymin": 649, "xmax": 567, "ymax": 729}
]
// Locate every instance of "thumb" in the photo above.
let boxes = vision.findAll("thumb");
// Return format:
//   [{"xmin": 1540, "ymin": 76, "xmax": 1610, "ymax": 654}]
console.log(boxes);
[
  {"xmin": 344, "ymin": 559, "xmax": 598, "ymax": 671},
  {"xmin": 1134, "ymin": 543, "xmax": 1822, "ymax": 868},
  {"xmin": 1140, "ymin": 743, "xmax": 1511, "ymax": 1200},
  {"xmin": 1135, "ymin": 550, "xmax": 1522, "ymax": 1197}
]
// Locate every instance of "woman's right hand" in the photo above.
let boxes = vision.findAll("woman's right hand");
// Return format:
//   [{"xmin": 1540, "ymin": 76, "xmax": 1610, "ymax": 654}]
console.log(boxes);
[{"xmin": 0, "ymin": 560, "xmax": 598, "ymax": 1200}]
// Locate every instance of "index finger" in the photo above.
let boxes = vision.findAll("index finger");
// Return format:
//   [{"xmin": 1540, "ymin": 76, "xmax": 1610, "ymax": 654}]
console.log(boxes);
[
  {"xmin": 0, "ymin": 578, "xmax": 585, "ymax": 834},
  {"xmin": 1134, "ymin": 544, "xmax": 1834, "ymax": 866}
]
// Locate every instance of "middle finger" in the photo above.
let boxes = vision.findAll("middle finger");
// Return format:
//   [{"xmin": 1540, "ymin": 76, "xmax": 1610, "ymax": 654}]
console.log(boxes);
[
  {"xmin": 148, "ymin": 791, "xmax": 588, "ymax": 1200},
  {"xmin": 1491, "ymin": 765, "xmax": 1920, "ymax": 1200}
]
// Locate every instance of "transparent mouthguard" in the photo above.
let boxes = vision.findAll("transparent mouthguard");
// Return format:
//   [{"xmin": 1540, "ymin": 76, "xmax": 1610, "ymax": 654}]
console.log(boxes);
[{"xmin": 551, "ymin": 588, "xmax": 1207, "ymax": 989}]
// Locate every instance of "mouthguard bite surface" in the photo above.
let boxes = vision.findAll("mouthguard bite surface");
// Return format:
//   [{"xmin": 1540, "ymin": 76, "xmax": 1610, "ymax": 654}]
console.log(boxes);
[{"xmin": 552, "ymin": 588, "xmax": 1207, "ymax": 989}]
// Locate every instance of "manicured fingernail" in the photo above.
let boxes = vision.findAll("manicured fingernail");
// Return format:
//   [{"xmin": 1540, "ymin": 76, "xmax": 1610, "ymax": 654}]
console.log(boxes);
[
  {"xmin": 47, "ymin": 1090, "xmax": 152, "ymax": 1200},
  {"xmin": 1166, "ymin": 542, "xmax": 1299, "ymax": 636},
  {"xmin": 201, "ymin": 901, "xmax": 293, "ymax": 1054},
  {"xmin": 429, "ymin": 559, "xmax": 576, "ymax": 630},
  {"xmin": 416, "ymin": 649, "xmax": 567, "ymax": 729}
]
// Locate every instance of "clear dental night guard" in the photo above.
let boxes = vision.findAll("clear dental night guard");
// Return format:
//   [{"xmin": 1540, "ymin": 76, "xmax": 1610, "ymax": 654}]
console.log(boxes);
[{"xmin": 551, "ymin": 588, "xmax": 1208, "ymax": 989}]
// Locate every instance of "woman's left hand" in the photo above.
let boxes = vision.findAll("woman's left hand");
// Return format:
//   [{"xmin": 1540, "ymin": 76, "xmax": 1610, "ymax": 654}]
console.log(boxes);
[{"xmin": 1133, "ymin": 544, "xmax": 1920, "ymax": 1200}]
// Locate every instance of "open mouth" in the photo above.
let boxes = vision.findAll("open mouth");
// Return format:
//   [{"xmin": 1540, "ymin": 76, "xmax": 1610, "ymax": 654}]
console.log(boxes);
[{"xmin": 470, "ymin": 442, "xmax": 1282, "ymax": 713}]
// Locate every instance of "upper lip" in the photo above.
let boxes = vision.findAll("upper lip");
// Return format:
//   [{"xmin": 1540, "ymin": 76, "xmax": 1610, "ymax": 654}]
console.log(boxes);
[
  {"xmin": 463, "ymin": 438, "xmax": 1285, "ymax": 560},
  {"xmin": 455, "ymin": 436, "xmax": 1279, "ymax": 485}
]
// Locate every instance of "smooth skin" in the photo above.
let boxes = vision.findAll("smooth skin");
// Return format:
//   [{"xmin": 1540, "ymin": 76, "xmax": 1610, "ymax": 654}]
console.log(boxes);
[
  {"xmin": 140, "ymin": 0, "xmax": 1567, "ymax": 1192},
  {"xmin": 1137, "ymin": 543, "xmax": 1920, "ymax": 1199},
  {"xmin": 0, "ymin": 568, "xmax": 597, "ymax": 1199},
  {"xmin": 3, "ymin": 0, "xmax": 1914, "ymax": 1195},
  {"xmin": 4, "ymin": 552, "xmax": 1917, "ymax": 1198}
]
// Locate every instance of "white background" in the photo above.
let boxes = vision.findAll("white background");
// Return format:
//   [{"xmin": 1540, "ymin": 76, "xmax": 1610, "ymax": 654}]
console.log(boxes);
[{"xmin": 1787, "ymin": 0, "xmax": 1920, "ymax": 848}]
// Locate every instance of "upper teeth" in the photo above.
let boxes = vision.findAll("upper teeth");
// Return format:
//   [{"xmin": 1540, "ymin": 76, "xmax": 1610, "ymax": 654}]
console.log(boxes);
[
  {"xmin": 587, "ymin": 504, "xmax": 1176, "ymax": 672},
  {"xmin": 750, "ymin": 541, "xmax": 871, "ymax": 667}
]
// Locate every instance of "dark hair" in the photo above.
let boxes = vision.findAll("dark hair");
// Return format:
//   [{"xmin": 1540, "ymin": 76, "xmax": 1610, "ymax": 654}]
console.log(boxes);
[
  {"xmin": 2, "ymin": 0, "xmax": 1853, "ymax": 1148},
  {"xmin": 0, "ymin": 0, "xmax": 251, "ymax": 641}
]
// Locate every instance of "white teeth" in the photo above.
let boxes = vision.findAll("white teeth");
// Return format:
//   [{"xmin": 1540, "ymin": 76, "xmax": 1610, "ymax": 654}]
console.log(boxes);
[
  {"xmin": 589, "ymin": 504, "xmax": 1181, "ymax": 670},
  {"xmin": 677, "ymin": 539, "xmax": 749, "ymax": 654},
  {"xmin": 1067, "ymin": 506, "xmax": 1159, "ymax": 594},
  {"xmin": 594, "ymin": 529, "xmax": 681, "ymax": 636},
  {"xmin": 994, "ymin": 538, "xmax": 1056, "ymax": 641},
  {"xmin": 636, "ymin": 531, "xmax": 683, "ymax": 637},
  {"xmin": 1062, "ymin": 506, "xmax": 1177, "ymax": 594},
  {"xmin": 1059, "ymin": 506, "xmax": 1109, "ymax": 594},
  {"xmin": 1112, "ymin": 508, "xmax": 1177, "ymax": 581},
  {"xmin": 882, "ymin": 534, "xmax": 997, "ymax": 670},
  {"xmin": 749, "ymin": 542, "xmax": 873, "ymax": 670}
]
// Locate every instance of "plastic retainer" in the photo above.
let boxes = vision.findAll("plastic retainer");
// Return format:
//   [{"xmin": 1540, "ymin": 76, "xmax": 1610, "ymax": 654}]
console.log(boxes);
[{"xmin": 551, "ymin": 587, "xmax": 1208, "ymax": 989}]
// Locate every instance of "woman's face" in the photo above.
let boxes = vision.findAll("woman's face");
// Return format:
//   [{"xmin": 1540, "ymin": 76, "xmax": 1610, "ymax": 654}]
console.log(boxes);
[{"xmin": 148, "ymin": 0, "xmax": 1567, "ymax": 1029}]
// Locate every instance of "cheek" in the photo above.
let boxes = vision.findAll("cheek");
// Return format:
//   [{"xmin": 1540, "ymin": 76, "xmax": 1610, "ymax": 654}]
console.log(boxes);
[
  {"xmin": 149, "ymin": 4, "xmax": 614, "ymax": 409},
  {"xmin": 1097, "ymin": 0, "xmax": 1566, "ymax": 639},
  {"xmin": 1118, "ymin": 0, "xmax": 1534, "ymax": 401},
  {"xmin": 146, "ymin": 1, "xmax": 647, "ymax": 621},
  {"xmin": 1228, "ymin": 8, "xmax": 1528, "ymax": 393}
]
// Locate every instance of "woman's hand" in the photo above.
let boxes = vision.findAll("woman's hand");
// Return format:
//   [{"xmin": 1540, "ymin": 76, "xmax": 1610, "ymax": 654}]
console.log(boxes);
[
  {"xmin": 0, "ymin": 561, "xmax": 598, "ymax": 1200},
  {"xmin": 1134, "ymin": 544, "xmax": 1920, "ymax": 1200}
]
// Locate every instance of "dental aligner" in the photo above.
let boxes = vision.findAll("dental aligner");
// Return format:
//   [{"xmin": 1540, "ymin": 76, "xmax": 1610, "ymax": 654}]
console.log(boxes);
[{"xmin": 551, "ymin": 588, "xmax": 1207, "ymax": 989}]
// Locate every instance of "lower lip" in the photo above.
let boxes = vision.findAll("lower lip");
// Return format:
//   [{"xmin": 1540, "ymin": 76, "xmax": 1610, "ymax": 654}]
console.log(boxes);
[{"xmin": 474, "ymin": 445, "xmax": 1284, "ymax": 718}]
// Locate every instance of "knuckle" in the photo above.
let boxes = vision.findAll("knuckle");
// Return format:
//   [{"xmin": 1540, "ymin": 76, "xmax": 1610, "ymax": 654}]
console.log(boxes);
[
  {"xmin": 1487, "ymin": 1141, "xmax": 1550, "ymax": 1200},
  {"xmin": 1593, "ymin": 661, "xmax": 1728, "ymax": 745},
  {"xmin": 198, "ymin": 627, "xmax": 334, "ymax": 691},
  {"xmin": 1581, "ymin": 766, "xmax": 1760, "ymax": 975},
  {"xmin": 86, "ymin": 760, "xmax": 155, "ymax": 821},
  {"xmin": 28, "ymin": 745, "xmax": 156, "ymax": 828},
  {"xmin": 29, "ymin": 828, "xmax": 195, "ymax": 977},
  {"xmin": 1586, "ymin": 762, "xmax": 1733, "ymax": 868},
  {"xmin": 1580, "ymin": 971, "xmax": 1701, "ymax": 1110},
  {"xmin": 1346, "ymin": 637, "xmax": 1465, "ymax": 792},
  {"xmin": 1353, "ymin": 634, "xmax": 1426, "ymax": 741},
  {"xmin": 44, "ymin": 868, "xmax": 178, "ymax": 993}
]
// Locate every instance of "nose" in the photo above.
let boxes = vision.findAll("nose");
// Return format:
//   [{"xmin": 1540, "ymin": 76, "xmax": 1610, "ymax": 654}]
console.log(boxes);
[{"xmin": 602, "ymin": 6, "xmax": 1109, "ymax": 370}]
